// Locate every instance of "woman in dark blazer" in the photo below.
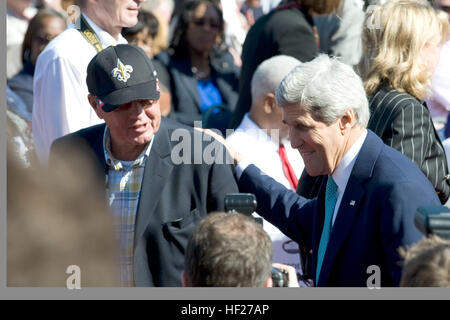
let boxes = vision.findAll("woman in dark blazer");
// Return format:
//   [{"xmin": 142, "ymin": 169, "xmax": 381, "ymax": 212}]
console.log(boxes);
[
  {"xmin": 154, "ymin": 0, "xmax": 239, "ymax": 130},
  {"xmin": 359, "ymin": 0, "xmax": 450, "ymax": 203}
]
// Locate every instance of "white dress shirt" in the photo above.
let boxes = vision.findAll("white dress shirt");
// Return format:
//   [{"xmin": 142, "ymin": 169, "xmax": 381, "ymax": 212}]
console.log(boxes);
[
  {"xmin": 32, "ymin": 14, "xmax": 127, "ymax": 165},
  {"xmin": 227, "ymin": 113, "xmax": 306, "ymax": 283},
  {"xmin": 329, "ymin": 129, "xmax": 367, "ymax": 226}
]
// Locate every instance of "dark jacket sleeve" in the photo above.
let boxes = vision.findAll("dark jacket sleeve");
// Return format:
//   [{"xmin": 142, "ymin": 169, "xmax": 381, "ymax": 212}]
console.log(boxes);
[
  {"xmin": 206, "ymin": 161, "xmax": 239, "ymax": 213},
  {"xmin": 239, "ymin": 164, "xmax": 315, "ymax": 249},
  {"xmin": 381, "ymin": 99, "xmax": 449, "ymax": 203}
]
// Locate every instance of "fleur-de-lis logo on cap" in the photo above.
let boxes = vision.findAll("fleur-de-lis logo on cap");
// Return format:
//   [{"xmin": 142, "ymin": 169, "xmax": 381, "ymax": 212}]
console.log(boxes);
[{"xmin": 112, "ymin": 59, "xmax": 133, "ymax": 83}]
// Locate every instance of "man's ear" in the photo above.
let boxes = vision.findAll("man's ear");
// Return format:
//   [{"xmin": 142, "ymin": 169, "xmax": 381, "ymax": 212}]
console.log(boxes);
[
  {"xmin": 339, "ymin": 109, "xmax": 355, "ymax": 134},
  {"xmin": 88, "ymin": 94, "xmax": 104, "ymax": 119},
  {"xmin": 263, "ymin": 93, "xmax": 276, "ymax": 114}
]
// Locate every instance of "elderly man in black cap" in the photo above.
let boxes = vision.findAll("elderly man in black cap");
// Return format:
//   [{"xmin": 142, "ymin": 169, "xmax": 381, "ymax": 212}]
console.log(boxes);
[{"xmin": 50, "ymin": 44, "xmax": 238, "ymax": 287}]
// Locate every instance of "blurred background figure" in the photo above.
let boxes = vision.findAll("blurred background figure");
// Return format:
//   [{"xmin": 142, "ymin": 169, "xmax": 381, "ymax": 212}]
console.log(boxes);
[
  {"xmin": 141, "ymin": 0, "xmax": 175, "ymax": 56},
  {"xmin": 226, "ymin": 55, "xmax": 306, "ymax": 284},
  {"xmin": 35, "ymin": 0, "xmax": 64, "ymax": 12},
  {"xmin": 7, "ymin": 0, "xmax": 37, "ymax": 79},
  {"xmin": 183, "ymin": 212, "xmax": 299, "ymax": 287},
  {"xmin": 6, "ymin": 85, "xmax": 38, "ymax": 168},
  {"xmin": 240, "ymin": 0, "xmax": 264, "ymax": 26},
  {"xmin": 426, "ymin": 0, "xmax": 450, "ymax": 139},
  {"xmin": 35, "ymin": 0, "xmax": 77, "ymax": 13},
  {"xmin": 155, "ymin": 0, "xmax": 239, "ymax": 133},
  {"xmin": 313, "ymin": 0, "xmax": 364, "ymax": 67},
  {"xmin": 400, "ymin": 235, "xmax": 450, "ymax": 287},
  {"xmin": 8, "ymin": 9, "xmax": 67, "ymax": 121},
  {"xmin": 7, "ymin": 145, "xmax": 120, "ymax": 287},
  {"xmin": 220, "ymin": 0, "xmax": 249, "ymax": 67},
  {"xmin": 230, "ymin": 0, "xmax": 342, "ymax": 129},
  {"xmin": 260, "ymin": 0, "xmax": 282, "ymax": 13}
]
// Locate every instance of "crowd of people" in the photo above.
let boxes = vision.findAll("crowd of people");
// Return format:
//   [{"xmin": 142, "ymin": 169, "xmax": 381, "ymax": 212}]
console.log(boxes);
[{"xmin": 6, "ymin": 0, "xmax": 450, "ymax": 288}]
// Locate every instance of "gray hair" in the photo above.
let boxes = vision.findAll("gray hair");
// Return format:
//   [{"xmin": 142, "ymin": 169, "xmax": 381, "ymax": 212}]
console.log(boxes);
[
  {"xmin": 275, "ymin": 54, "xmax": 370, "ymax": 127},
  {"xmin": 251, "ymin": 55, "xmax": 302, "ymax": 104}
]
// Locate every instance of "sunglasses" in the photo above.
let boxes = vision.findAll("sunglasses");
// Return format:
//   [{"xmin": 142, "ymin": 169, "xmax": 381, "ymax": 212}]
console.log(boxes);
[{"xmin": 192, "ymin": 18, "xmax": 221, "ymax": 29}]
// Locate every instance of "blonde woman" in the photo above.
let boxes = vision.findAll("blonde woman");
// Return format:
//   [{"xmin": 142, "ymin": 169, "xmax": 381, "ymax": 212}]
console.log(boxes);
[{"xmin": 359, "ymin": 0, "xmax": 450, "ymax": 204}]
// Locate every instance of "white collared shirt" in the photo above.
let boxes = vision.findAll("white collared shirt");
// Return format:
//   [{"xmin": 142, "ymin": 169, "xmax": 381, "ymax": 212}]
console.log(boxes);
[
  {"xmin": 330, "ymin": 129, "xmax": 367, "ymax": 226},
  {"xmin": 32, "ymin": 13, "xmax": 128, "ymax": 165},
  {"xmin": 228, "ymin": 113, "xmax": 304, "ymax": 188}
]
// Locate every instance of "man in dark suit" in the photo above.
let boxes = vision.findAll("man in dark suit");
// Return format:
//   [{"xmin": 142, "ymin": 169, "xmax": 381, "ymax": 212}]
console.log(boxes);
[
  {"xmin": 227, "ymin": 55, "xmax": 440, "ymax": 286},
  {"xmin": 50, "ymin": 44, "xmax": 238, "ymax": 287}
]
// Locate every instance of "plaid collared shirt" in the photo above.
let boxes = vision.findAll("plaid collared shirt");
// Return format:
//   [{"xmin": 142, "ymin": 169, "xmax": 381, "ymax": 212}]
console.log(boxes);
[{"xmin": 103, "ymin": 127, "xmax": 154, "ymax": 287}]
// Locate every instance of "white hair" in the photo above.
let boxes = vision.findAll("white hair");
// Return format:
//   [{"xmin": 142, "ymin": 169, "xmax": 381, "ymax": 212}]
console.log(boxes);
[
  {"xmin": 251, "ymin": 55, "xmax": 302, "ymax": 104},
  {"xmin": 275, "ymin": 54, "xmax": 370, "ymax": 127}
]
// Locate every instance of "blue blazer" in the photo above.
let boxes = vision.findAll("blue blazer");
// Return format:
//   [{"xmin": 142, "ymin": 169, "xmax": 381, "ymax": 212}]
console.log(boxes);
[{"xmin": 239, "ymin": 130, "xmax": 440, "ymax": 286}]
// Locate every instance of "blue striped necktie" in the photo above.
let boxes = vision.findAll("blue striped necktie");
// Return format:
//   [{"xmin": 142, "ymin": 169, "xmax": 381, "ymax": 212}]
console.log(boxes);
[{"xmin": 316, "ymin": 175, "xmax": 338, "ymax": 285}]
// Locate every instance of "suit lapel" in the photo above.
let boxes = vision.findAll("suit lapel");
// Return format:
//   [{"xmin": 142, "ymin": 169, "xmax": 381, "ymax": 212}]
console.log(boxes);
[
  {"xmin": 86, "ymin": 123, "xmax": 108, "ymax": 175},
  {"xmin": 316, "ymin": 131, "xmax": 383, "ymax": 286},
  {"xmin": 134, "ymin": 119, "xmax": 174, "ymax": 246}
]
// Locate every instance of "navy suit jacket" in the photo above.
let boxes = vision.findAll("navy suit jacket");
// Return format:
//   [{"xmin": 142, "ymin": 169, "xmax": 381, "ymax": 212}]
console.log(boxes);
[
  {"xmin": 238, "ymin": 130, "xmax": 440, "ymax": 286},
  {"xmin": 50, "ymin": 117, "xmax": 239, "ymax": 286}
]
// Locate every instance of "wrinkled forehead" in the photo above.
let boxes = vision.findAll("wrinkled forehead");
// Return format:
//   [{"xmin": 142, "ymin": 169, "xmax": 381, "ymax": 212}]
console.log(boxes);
[{"xmin": 281, "ymin": 103, "xmax": 312, "ymax": 124}]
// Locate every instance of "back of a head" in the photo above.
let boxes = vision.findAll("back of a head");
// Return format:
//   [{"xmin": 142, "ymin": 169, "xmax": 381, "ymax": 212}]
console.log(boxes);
[
  {"xmin": 251, "ymin": 55, "xmax": 302, "ymax": 105},
  {"xmin": 359, "ymin": 0, "xmax": 444, "ymax": 99},
  {"xmin": 7, "ymin": 147, "xmax": 119, "ymax": 287},
  {"xmin": 400, "ymin": 235, "xmax": 450, "ymax": 287},
  {"xmin": 184, "ymin": 212, "xmax": 273, "ymax": 287},
  {"xmin": 276, "ymin": 54, "xmax": 370, "ymax": 127}
]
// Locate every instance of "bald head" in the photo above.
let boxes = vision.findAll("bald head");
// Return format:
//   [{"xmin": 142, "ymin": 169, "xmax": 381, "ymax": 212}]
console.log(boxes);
[{"xmin": 248, "ymin": 55, "xmax": 301, "ymax": 138}]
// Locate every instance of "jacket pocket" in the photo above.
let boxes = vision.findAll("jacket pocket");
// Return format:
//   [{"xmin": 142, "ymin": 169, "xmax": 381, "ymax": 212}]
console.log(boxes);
[{"xmin": 162, "ymin": 208, "xmax": 203, "ymax": 253}]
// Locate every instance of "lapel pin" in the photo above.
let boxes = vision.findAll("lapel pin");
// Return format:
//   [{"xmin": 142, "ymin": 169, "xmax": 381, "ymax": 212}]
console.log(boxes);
[{"xmin": 350, "ymin": 200, "xmax": 356, "ymax": 206}]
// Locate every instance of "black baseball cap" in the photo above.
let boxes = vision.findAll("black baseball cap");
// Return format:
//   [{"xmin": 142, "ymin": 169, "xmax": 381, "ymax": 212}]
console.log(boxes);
[{"xmin": 86, "ymin": 44, "xmax": 160, "ymax": 112}]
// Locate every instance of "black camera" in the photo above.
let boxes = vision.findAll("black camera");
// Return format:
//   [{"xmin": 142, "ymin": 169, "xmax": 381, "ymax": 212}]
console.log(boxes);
[
  {"xmin": 224, "ymin": 193, "xmax": 263, "ymax": 225},
  {"xmin": 415, "ymin": 205, "xmax": 450, "ymax": 239},
  {"xmin": 271, "ymin": 267, "xmax": 289, "ymax": 287},
  {"xmin": 224, "ymin": 193, "xmax": 257, "ymax": 215}
]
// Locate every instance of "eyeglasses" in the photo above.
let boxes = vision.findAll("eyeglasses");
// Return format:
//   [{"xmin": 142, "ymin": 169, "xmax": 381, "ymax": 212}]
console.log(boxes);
[{"xmin": 192, "ymin": 18, "xmax": 221, "ymax": 30}]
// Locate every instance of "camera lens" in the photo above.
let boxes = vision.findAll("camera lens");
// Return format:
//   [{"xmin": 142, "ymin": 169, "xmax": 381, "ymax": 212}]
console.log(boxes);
[{"xmin": 271, "ymin": 267, "xmax": 289, "ymax": 287}]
